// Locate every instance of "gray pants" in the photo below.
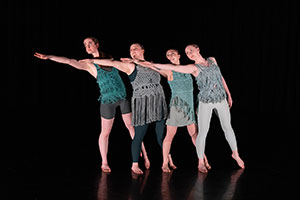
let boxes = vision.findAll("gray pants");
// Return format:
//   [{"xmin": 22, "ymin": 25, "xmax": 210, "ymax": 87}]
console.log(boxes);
[{"xmin": 196, "ymin": 100, "xmax": 238, "ymax": 159}]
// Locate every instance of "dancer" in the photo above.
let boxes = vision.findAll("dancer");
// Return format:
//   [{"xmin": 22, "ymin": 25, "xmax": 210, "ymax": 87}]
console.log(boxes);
[
  {"xmin": 145, "ymin": 49, "xmax": 210, "ymax": 172},
  {"xmin": 34, "ymin": 37, "xmax": 150, "ymax": 173},
  {"xmin": 80, "ymin": 43, "xmax": 171, "ymax": 174},
  {"xmin": 140, "ymin": 44, "xmax": 245, "ymax": 173}
]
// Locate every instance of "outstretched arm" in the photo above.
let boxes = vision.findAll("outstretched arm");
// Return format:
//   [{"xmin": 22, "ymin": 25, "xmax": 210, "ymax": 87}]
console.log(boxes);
[
  {"xmin": 34, "ymin": 52, "xmax": 93, "ymax": 72},
  {"xmin": 80, "ymin": 58, "xmax": 135, "ymax": 75},
  {"xmin": 152, "ymin": 63, "xmax": 198, "ymax": 75},
  {"xmin": 133, "ymin": 60, "xmax": 173, "ymax": 80}
]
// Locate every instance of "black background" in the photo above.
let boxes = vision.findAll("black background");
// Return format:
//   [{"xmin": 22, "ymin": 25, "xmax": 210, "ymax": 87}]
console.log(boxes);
[{"xmin": 4, "ymin": 0, "xmax": 299, "ymax": 185}]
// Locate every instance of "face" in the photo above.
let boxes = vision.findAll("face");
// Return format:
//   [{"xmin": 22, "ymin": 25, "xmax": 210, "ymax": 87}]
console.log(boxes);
[
  {"xmin": 83, "ymin": 38, "xmax": 99, "ymax": 55},
  {"xmin": 130, "ymin": 44, "xmax": 144, "ymax": 60},
  {"xmin": 185, "ymin": 45, "xmax": 200, "ymax": 61},
  {"xmin": 166, "ymin": 49, "xmax": 180, "ymax": 64}
]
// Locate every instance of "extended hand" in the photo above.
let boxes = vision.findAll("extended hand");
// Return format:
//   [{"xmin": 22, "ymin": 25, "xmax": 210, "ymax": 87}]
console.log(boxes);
[{"xmin": 34, "ymin": 52, "xmax": 49, "ymax": 60}]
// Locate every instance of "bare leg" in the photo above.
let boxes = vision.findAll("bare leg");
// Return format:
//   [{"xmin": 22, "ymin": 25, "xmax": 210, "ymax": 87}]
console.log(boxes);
[
  {"xmin": 187, "ymin": 123, "xmax": 211, "ymax": 170},
  {"xmin": 122, "ymin": 113, "xmax": 150, "ymax": 169},
  {"xmin": 162, "ymin": 126, "xmax": 177, "ymax": 172},
  {"xmin": 231, "ymin": 150, "xmax": 245, "ymax": 168},
  {"xmin": 99, "ymin": 117, "xmax": 115, "ymax": 173},
  {"xmin": 187, "ymin": 123, "xmax": 198, "ymax": 145}
]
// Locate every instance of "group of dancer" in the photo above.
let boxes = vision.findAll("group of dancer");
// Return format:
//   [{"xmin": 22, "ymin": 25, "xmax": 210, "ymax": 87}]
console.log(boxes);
[{"xmin": 34, "ymin": 36, "xmax": 245, "ymax": 174}]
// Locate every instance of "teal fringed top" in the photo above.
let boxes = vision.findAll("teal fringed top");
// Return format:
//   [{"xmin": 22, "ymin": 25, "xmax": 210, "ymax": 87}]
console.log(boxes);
[
  {"xmin": 195, "ymin": 58, "xmax": 226, "ymax": 104},
  {"xmin": 94, "ymin": 64, "xmax": 127, "ymax": 104},
  {"xmin": 168, "ymin": 71, "xmax": 196, "ymax": 123}
]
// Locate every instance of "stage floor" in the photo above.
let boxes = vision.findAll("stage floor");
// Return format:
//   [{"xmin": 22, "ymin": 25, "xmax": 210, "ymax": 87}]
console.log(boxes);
[{"xmin": 5, "ymin": 107, "xmax": 296, "ymax": 200}]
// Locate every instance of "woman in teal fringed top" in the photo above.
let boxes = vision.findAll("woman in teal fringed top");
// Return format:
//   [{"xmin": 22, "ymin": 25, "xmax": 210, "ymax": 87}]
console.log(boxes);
[
  {"xmin": 80, "ymin": 43, "xmax": 176, "ymax": 175},
  {"xmin": 34, "ymin": 37, "xmax": 150, "ymax": 173},
  {"xmin": 142, "ymin": 44, "xmax": 245, "ymax": 173},
  {"xmin": 144, "ymin": 49, "xmax": 211, "ymax": 173}
]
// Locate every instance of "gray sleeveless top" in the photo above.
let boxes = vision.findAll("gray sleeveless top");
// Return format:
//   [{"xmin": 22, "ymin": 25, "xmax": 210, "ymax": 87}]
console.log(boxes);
[
  {"xmin": 129, "ymin": 65, "xmax": 168, "ymax": 126},
  {"xmin": 195, "ymin": 58, "xmax": 226, "ymax": 103}
]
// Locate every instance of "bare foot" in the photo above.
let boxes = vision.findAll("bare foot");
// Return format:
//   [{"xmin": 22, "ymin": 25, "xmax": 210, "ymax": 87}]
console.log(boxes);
[
  {"xmin": 203, "ymin": 155, "xmax": 211, "ymax": 170},
  {"xmin": 131, "ymin": 164, "xmax": 143, "ymax": 175},
  {"xmin": 168, "ymin": 155, "xmax": 177, "ymax": 170},
  {"xmin": 101, "ymin": 164, "xmax": 111, "ymax": 173},
  {"xmin": 169, "ymin": 163, "xmax": 177, "ymax": 170},
  {"xmin": 198, "ymin": 160, "xmax": 208, "ymax": 173},
  {"xmin": 198, "ymin": 164, "xmax": 208, "ymax": 173},
  {"xmin": 232, "ymin": 153, "xmax": 245, "ymax": 169},
  {"xmin": 162, "ymin": 164, "xmax": 171, "ymax": 173}
]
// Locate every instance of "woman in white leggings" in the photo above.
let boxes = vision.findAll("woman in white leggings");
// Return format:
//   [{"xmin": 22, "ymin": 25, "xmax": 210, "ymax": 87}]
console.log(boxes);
[{"xmin": 140, "ymin": 44, "xmax": 245, "ymax": 173}]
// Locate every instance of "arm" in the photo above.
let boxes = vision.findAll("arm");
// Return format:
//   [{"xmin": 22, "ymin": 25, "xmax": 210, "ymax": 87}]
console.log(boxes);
[
  {"xmin": 90, "ymin": 59, "xmax": 135, "ymax": 75},
  {"xmin": 222, "ymin": 76, "xmax": 233, "ymax": 108},
  {"xmin": 210, "ymin": 57, "xmax": 232, "ymax": 108},
  {"xmin": 34, "ymin": 52, "xmax": 92, "ymax": 72},
  {"xmin": 151, "ymin": 67, "xmax": 173, "ymax": 81},
  {"xmin": 134, "ymin": 60, "xmax": 173, "ymax": 80},
  {"xmin": 153, "ymin": 63, "xmax": 198, "ymax": 75}
]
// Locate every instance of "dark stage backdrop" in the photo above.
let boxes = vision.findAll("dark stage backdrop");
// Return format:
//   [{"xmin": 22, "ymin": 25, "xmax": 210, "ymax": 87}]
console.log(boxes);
[{"xmin": 4, "ymin": 0, "xmax": 299, "ymax": 178}]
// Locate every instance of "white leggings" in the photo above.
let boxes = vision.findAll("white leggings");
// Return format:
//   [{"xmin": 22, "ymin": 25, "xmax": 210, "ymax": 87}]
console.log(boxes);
[{"xmin": 196, "ymin": 99, "xmax": 238, "ymax": 159}]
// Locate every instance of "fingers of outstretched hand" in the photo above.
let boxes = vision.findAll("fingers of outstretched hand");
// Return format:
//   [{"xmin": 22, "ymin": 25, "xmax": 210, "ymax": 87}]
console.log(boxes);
[{"xmin": 34, "ymin": 52, "xmax": 47, "ymax": 59}]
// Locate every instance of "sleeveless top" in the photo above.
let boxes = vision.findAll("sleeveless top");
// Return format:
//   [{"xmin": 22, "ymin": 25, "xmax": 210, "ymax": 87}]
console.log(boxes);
[
  {"xmin": 168, "ymin": 71, "xmax": 196, "ymax": 122},
  {"xmin": 195, "ymin": 58, "xmax": 226, "ymax": 103},
  {"xmin": 94, "ymin": 64, "xmax": 127, "ymax": 104},
  {"xmin": 129, "ymin": 65, "xmax": 168, "ymax": 126}
]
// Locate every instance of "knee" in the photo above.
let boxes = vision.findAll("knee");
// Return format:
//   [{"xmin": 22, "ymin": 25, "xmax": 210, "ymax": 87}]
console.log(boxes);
[
  {"xmin": 222, "ymin": 125, "xmax": 234, "ymax": 135},
  {"xmin": 189, "ymin": 130, "xmax": 198, "ymax": 138},
  {"xmin": 164, "ymin": 133, "xmax": 175, "ymax": 142},
  {"xmin": 132, "ymin": 134, "xmax": 143, "ymax": 144},
  {"xmin": 100, "ymin": 131, "xmax": 110, "ymax": 139},
  {"xmin": 196, "ymin": 131, "xmax": 208, "ymax": 142}
]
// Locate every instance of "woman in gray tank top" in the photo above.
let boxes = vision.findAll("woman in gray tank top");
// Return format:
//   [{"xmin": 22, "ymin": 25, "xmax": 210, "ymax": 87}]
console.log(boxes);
[{"xmin": 140, "ymin": 44, "xmax": 245, "ymax": 173}]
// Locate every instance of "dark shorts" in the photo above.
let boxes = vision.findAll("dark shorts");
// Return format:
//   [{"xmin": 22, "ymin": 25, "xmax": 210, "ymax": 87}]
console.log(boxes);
[{"xmin": 100, "ymin": 99, "xmax": 131, "ymax": 119}]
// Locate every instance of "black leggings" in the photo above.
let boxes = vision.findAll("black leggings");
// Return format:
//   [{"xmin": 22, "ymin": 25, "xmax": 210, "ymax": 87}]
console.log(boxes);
[{"xmin": 131, "ymin": 119, "xmax": 165, "ymax": 162}]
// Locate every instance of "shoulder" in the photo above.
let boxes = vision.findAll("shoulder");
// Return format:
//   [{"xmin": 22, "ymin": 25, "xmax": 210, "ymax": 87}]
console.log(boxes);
[{"xmin": 208, "ymin": 57, "xmax": 218, "ymax": 65}]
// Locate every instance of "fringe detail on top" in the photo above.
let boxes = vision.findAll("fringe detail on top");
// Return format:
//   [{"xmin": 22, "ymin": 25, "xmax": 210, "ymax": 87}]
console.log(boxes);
[
  {"xmin": 132, "ymin": 93, "xmax": 168, "ymax": 126},
  {"xmin": 195, "ymin": 59, "xmax": 227, "ymax": 104},
  {"xmin": 169, "ymin": 96, "xmax": 195, "ymax": 122}
]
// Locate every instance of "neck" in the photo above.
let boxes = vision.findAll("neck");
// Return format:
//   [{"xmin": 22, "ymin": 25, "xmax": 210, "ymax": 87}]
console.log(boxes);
[
  {"xmin": 92, "ymin": 51, "xmax": 100, "ymax": 58},
  {"xmin": 194, "ymin": 55, "xmax": 206, "ymax": 64}
]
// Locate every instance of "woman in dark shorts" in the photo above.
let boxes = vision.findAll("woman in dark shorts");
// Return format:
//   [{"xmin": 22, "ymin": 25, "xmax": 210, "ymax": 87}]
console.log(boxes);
[{"xmin": 34, "ymin": 37, "xmax": 150, "ymax": 173}]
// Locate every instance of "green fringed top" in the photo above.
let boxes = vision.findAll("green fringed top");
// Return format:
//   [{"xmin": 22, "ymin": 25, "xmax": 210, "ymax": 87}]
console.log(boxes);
[
  {"xmin": 94, "ymin": 64, "xmax": 127, "ymax": 104},
  {"xmin": 168, "ymin": 71, "xmax": 196, "ymax": 123}
]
